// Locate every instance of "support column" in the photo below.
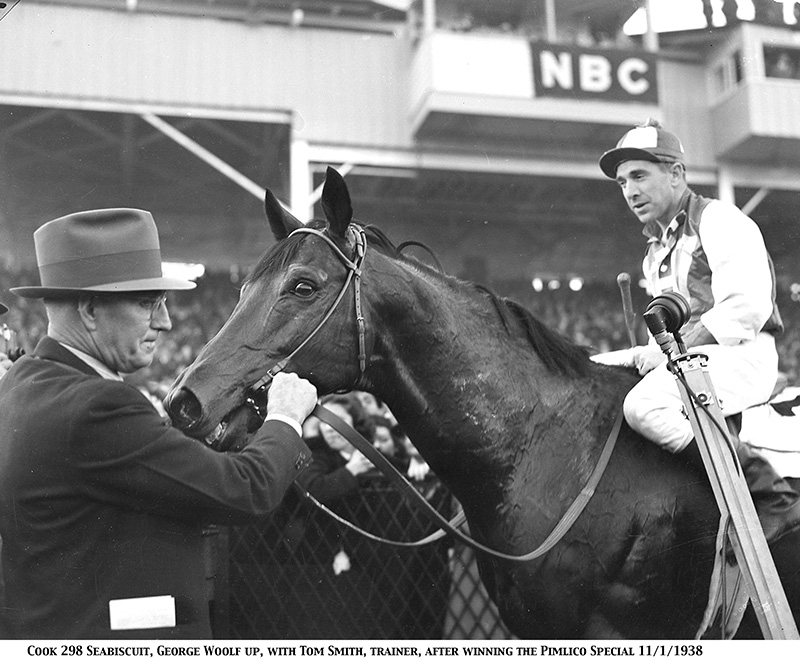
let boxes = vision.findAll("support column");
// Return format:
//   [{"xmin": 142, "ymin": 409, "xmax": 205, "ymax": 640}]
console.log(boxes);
[
  {"xmin": 717, "ymin": 166, "xmax": 736, "ymax": 205},
  {"xmin": 544, "ymin": 0, "xmax": 557, "ymax": 42},
  {"xmin": 422, "ymin": 0, "xmax": 435, "ymax": 34},
  {"xmin": 643, "ymin": 0, "xmax": 659, "ymax": 52},
  {"xmin": 290, "ymin": 135, "xmax": 311, "ymax": 222}
]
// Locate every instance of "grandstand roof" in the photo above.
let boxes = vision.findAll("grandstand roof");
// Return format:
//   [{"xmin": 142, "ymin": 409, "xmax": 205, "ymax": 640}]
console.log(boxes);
[
  {"xmin": 43, "ymin": 0, "xmax": 411, "ymax": 32},
  {"xmin": 41, "ymin": 0, "xmax": 642, "ymax": 34}
]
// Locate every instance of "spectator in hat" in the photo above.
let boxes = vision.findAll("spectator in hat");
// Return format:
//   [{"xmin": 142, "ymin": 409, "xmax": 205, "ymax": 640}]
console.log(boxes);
[
  {"xmin": 0, "ymin": 208, "xmax": 318, "ymax": 639},
  {"xmin": 702, "ymin": 0, "xmax": 715, "ymax": 27},
  {"xmin": 593, "ymin": 119, "xmax": 800, "ymax": 545},
  {"xmin": 0, "ymin": 301, "xmax": 13, "ymax": 379}
]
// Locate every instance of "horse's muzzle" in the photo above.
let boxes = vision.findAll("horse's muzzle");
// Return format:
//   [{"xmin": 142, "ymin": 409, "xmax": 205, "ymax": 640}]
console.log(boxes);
[
  {"xmin": 166, "ymin": 385, "xmax": 267, "ymax": 451},
  {"xmin": 165, "ymin": 387, "xmax": 204, "ymax": 435}
]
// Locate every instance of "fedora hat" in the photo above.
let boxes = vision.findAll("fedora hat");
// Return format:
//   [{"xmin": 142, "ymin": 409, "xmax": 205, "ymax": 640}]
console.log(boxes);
[{"xmin": 11, "ymin": 208, "xmax": 196, "ymax": 298}]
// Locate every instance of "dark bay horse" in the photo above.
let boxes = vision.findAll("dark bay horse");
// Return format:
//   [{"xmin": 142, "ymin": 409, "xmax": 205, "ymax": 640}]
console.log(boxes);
[{"xmin": 166, "ymin": 168, "xmax": 799, "ymax": 639}]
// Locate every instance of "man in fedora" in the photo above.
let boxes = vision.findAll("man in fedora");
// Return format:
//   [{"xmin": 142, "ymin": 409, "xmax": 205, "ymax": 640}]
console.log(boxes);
[
  {"xmin": 593, "ymin": 119, "xmax": 800, "ymax": 545},
  {"xmin": 0, "ymin": 208, "xmax": 317, "ymax": 639}
]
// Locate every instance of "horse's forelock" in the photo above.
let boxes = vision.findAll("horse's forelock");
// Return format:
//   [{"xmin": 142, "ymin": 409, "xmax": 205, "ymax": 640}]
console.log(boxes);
[
  {"xmin": 246, "ymin": 219, "xmax": 330, "ymax": 284},
  {"xmin": 246, "ymin": 236, "xmax": 303, "ymax": 285}
]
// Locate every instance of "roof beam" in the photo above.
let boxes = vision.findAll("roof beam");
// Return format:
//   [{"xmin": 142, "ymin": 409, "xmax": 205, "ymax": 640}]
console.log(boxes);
[
  {"xmin": 741, "ymin": 187, "xmax": 771, "ymax": 216},
  {"xmin": 0, "ymin": 93, "xmax": 292, "ymax": 125},
  {"xmin": 140, "ymin": 113, "xmax": 266, "ymax": 200}
]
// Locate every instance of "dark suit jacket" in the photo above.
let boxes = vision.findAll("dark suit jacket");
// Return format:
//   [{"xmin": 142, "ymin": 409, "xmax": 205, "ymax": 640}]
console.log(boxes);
[{"xmin": 0, "ymin": 337, "xmax": 311, "ymax": 639}]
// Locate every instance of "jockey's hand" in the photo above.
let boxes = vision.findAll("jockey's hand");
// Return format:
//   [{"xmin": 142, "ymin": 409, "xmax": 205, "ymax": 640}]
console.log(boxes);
[
  {"xmin": 590, "ymin": 348, "xmax": 635, "ymax": 367},
  {"xmin": 591, "ymin": 347, "xmax": 666, "ymax": 375},
  {"xmin": 632, "ymin": 346, "xmax": 667, "ymax": 375}
]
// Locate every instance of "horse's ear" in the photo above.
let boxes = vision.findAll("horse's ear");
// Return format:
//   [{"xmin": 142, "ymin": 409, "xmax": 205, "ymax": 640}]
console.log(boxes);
[
  {"xmin": 264, "ymin": 189, "xmax": 304, "ymax": 240},
  {"xmin": 321, "ymin": 166, "xmax": 353, "ymax": 239}
]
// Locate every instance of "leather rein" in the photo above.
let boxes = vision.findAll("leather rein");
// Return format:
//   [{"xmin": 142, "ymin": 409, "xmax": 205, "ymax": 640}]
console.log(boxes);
[{"xmin": 243, "ymin": 223, "xmax": 624, "ymax": 562}]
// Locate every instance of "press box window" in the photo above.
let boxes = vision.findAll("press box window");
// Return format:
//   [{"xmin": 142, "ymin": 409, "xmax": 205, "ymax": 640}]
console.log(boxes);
[{"xmin": 764, "ymin": 45, "xmax": 800, "ymax": 80}]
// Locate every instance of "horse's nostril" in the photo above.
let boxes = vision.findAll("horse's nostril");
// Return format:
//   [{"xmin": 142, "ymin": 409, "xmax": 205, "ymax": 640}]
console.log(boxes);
[{"xmin": 166, "ymin": 388, "xmax": 202, "ymax": 430}]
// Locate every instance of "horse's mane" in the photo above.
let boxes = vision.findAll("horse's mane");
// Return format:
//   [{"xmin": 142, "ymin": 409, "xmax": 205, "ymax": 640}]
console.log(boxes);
[
  {"xmin": 361, "ymin": 225, "xmax": 591, "ymax": 379},
  {"xmin": 247, "ymin": 220, "xmax": 590, "ymax": 379},
  {"xmin": 477, "ymin": 285, "xmax": 591, "ymax": 378}
]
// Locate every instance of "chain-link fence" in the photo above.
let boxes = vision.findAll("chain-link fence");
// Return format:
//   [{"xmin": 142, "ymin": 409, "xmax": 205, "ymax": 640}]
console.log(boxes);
[{"xmin": 207, "ymin": 474, "xmax": 515, "ymax": 639}]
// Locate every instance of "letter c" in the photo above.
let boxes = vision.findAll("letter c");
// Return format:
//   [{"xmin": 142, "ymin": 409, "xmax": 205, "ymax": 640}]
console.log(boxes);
[{"xmin": 618, "ymin": 58, "xmax": 650, "ymax": 95}]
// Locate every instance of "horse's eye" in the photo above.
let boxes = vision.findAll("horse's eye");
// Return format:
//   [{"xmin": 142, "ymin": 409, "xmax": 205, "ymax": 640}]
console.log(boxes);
[{"xmin": 293, "ymin": 281, "xmax": 316, "ymax": 298}]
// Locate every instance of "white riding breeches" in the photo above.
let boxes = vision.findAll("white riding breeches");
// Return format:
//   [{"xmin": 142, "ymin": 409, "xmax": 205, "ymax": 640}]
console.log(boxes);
[{"xmin": 622, "ymin": 333, "xmax": 779, "ymax": 453}]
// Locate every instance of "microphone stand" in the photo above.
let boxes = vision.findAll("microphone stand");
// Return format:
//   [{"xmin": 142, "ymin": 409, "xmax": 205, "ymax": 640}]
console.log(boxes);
[{"xmin": 644, "ymin": 295, "xmax": 798, "ymax": 640}]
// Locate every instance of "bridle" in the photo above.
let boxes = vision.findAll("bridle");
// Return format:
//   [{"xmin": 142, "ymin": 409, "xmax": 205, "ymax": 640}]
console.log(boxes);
[
  {"xmin": 243, "ymin": 223, "xmax": 369, "ymax": 416},
  {"xmin": 241, "ymin": 222, "xmax": 624, "ymax": 563}
]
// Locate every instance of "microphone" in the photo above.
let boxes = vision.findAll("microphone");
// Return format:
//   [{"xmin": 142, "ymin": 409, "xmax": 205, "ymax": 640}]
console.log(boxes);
[
  {"xmin": 643, "ymin": 305, "xmax": 675, "ymax": 357},
  {"xmin": 643, "ymin": 292, "xmax": 691, "ymax": 358}
]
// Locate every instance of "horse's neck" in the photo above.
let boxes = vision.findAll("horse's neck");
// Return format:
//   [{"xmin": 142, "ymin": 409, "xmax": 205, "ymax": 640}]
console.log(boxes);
[
  {"xmin": 370, "ymin": 266, "xmax": 526, "ymax": 386},
  {"xmin": 369, "ymin": 258, "xmax": 567, "ymax": 396},
  {"xmin": 365, "ymin": 261, "xmax": 594, "ymax": 507}
]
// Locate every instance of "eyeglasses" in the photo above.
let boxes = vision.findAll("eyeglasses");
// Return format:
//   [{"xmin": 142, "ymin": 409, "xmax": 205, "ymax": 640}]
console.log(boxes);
[{"xmin": 126, "ymin": 292, "xmax": 168, "ymax": 319}]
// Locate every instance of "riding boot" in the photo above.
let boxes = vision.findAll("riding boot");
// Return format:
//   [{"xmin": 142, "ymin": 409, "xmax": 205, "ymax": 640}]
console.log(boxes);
[
  {"xmin": 679, "ymin": 439, "xmax": 800, "ymax": 545},
  {"xmin": 735, "ymin": 440, "xmax": 800, "ymax": 544}
]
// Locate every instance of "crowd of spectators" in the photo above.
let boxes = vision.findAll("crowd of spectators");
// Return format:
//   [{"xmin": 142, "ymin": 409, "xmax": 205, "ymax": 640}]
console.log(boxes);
[
  {"xmin": 1, "ymin": 261, "xmax": 799, "ymax": 398},
  {"xmin": 436, "ymin": 9, "xmax": 637, "ymax": 49},
  {"xmin": 431, "ymin": 0, "xmax": 800, "ymax": 46}
]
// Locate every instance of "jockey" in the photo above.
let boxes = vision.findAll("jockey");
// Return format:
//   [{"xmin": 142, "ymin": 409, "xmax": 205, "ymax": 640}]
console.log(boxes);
[{"xmin": 593, "ymin": 119, "xmax": 800, "ymax": 545}]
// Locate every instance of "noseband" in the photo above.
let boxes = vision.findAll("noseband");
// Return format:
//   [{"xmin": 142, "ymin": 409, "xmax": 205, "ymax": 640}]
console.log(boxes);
[{"xmin": 244, "ymin": 224, "xmax": 369, "ymax": 417}]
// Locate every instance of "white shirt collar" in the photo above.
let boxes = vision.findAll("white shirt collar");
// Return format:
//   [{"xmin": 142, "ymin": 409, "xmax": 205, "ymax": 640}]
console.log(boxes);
[{"xmin": 59, "ymin": 342, "xmax": 124, "ymax": 381}]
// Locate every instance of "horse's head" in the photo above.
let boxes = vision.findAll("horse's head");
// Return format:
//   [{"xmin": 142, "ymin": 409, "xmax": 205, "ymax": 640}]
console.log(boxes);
[{"xmin": 165, "ymin": 167, "xmax": 372, "ymax": 446}]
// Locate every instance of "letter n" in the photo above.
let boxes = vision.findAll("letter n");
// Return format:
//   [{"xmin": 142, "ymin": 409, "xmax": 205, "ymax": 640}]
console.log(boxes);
[{"xmin": 539, "ymin": 51, "xmax": 573, "ymax": 90}]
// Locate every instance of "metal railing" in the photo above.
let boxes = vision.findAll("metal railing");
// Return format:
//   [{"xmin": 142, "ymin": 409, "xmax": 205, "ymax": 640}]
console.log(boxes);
[{"xmin": 207, "ymin": 474, "xmax": 514, "ymax": 639}]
